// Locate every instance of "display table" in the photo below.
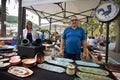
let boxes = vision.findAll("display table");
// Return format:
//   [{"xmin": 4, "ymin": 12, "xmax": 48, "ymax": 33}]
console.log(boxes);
[
  {"xmin": 0, "ymin": 63, "xmax": 75, "ymax": 80},
  {"xmin": 0, "ymin": 37, "xmax": 16, "ymax": 46},
  {"xmin": 0, "ymin": 61, "xmax": 117, "ymax": 80},
  {"xmin": 0, "ymin": 37, "xmax": 13, "ymax": 41}
]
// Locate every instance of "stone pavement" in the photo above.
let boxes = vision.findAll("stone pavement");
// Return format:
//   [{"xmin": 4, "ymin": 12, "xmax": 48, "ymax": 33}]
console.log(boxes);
[{"xmin": 107, "ymin": 43, "xmax": 120, "ymax": 63}]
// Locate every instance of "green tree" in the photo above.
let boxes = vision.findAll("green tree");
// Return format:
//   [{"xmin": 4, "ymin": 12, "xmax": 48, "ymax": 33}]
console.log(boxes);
[
  {"xmin": 0, "ymin": 0, "xmax": 18, "ymax": 37},
  {"xmin": 114, "ymin": 0, "xmax": 120, "ymax": 53}
]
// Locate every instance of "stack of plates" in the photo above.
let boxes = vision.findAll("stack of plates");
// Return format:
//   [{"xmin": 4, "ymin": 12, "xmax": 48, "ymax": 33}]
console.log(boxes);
[{"xmin": 0, "ymin": 62, "xmax": 10, "ymax": 70}]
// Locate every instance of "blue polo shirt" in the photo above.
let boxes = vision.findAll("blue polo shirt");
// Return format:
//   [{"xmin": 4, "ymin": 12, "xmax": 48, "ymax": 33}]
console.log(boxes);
[{"xmin": 62, "ymin": 27, "xmax": 86, "ymax": 54}]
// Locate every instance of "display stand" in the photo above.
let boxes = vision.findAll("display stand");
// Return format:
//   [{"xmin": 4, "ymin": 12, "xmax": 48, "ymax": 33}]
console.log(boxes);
[{"xmin": 94, "ymin": 1, "xmax": 119, "ymax": 63}]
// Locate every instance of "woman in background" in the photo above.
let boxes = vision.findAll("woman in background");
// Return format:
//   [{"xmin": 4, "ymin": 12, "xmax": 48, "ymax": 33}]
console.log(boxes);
[{"xmin": 23, "ymin": 21, "xmax": 39, "ymax": 43}]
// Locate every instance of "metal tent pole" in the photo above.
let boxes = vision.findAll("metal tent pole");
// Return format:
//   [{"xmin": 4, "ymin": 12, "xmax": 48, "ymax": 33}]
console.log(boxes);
[
  {"xmin": 105, "ymin": 22, "xmax": 110, "ymax": 63},
  {"xmin": 17, "ymin": 0, "xmax": 22, "ymax": 45},
  {"xmin": 49, "ymin": 18, "xmax": 52, "ymax": 38}
]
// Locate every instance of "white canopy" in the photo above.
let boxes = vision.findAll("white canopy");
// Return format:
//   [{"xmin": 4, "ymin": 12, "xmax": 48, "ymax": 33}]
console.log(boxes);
[
  {"xmin": 40, "ymin": 22, "xmax": 69, "ymax": 27},
  {"xmin": 22, "ymin": 0, "xmax": 77, "ymax": 7},
  {"xmin": 22, "ymin": 0, "xmax": 101, "ymax": 23}
]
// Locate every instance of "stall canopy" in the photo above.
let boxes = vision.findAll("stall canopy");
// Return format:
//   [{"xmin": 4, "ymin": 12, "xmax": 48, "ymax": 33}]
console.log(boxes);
[{"xmin": 22, "ymin": 0, "xmax": 101, "ymax": 23}]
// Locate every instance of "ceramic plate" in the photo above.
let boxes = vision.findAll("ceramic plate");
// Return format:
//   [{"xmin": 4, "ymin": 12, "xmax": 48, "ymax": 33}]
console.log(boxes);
[
  {"xmin": 0, "ymin": 56, "xmax": 3, "ymax": 58},
  {"xmin": 54, "ymin": 57, "xmax": 73, "ymax": 62},
  {"xmin": 0, "ymin": 58, "xmax": 9, "ymax": 62},
  {"xmin": 46, "ymin": 60, "xmax": 69, "ymax": 67},
  {"xmin": 75, "ymin": 72, "xmax": 112, "ymax": 80},
  {"xmin": 75, "ymin": 60, "xmax": 100, "ymax": 67},
  {"xmin": 93, "ymin": 50, "xmax": 101, "ymax": 53},
  {"xmin": 1, "ymin": 52, "xmax": 17, "ymax": 57},
  {"xmin": 105, "ymin": 64, "xmax": 120, "ymax": 72},
  {"xmin": 37, "ymin": 63, "xmax": 65, "ymax": 73},
  {"xmin": 8, "ymin": 66, "xmax": 33, "ymax": 77},
  {"xmin": 112, "ymin": 72, "xmax": 120, "ymax": 80},
  {"xmin": 77, "ymin": 66, "xmax": 109, "ymax": 76},
  {"xmin": 0, "ymin": 62, "xmax": 10, "ymax": 70},
  {"xmin": 44, "ymin": 56, "xmax": 52, "ymax": 61}
]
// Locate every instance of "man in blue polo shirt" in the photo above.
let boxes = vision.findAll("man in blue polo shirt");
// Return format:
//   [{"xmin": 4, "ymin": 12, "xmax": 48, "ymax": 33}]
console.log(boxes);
[{"xmin": 59, "ymin": 16, "xmax": 87, "ymax": 60}]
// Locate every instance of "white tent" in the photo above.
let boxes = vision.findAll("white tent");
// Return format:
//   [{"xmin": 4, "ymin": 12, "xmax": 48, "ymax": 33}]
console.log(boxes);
[
  {"xmin": 40, "ymin": 22, "xmax": 69, "ymax": 27},
  {"xmin": 18, "ymin": 0, "xmax": 117, "ymax": 63},
  {"xmin": 22, "ymin": 0, "xmax": 101, "ymax": 23},
  {"xmin": 40, "ymin": 22, "xmax": 69, "ymax": 34}
]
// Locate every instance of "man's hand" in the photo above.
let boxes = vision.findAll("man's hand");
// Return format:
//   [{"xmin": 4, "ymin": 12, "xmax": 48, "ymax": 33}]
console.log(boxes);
[
  {"xmin": 81, "ymin": 51, "xmax": 87, "ymax": 58},
  {"xmin": 82, "ymin": 40, "xmax": 87, "ymax": 58},
  {"xmin": 59, "ymin": 50, "xmax": 64, "ymax": 56}
]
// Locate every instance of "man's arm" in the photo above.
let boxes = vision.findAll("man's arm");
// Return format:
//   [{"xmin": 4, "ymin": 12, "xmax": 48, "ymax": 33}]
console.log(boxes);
[
  {"xmin": 59, "ymin": 38, "xmax": 64, "ymax": 56},
  {"xmin": 81, "ymin": 40, "xmax": 87, "ymax": 57}
]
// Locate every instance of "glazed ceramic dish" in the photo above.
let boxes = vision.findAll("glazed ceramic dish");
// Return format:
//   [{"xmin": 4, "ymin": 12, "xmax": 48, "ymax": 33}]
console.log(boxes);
[
  {"xmin": 112, "ymin": 72, "xmax": 120, "ymax": 80},
  {"xmin": 8, "ymin": 66, "xmax": 33, "ymax": 77},
  {"xmin": 37, "ymin": 63, "xmax": 65, "ymax": 73},
  {"xmin": 75, "ymin": 60, "xmax": 100, "ymax": 67},
  {"xmin": 9, "ymin": 56, "xmax": 21, "ymax": 65},
  {"xmin": 0, "ymin": 62, "xmax": 10, "ymax": 70},
  {"xmin": 1, "ymin": 52, "xmax": 17, "ymax": 57},
  {"xmin": 22, "ymin": 58, "xmax": 36, "ymax": 67},
  {"xmin": 0, "ymin": 58, "xmax": 9, "ymax": 62},
  {"xmin": 22, "ymin": 58, "xmax": 36, "ymax": 64},
  {"xmin": 93, "ymin": 50, "xmax": 101, "ymax": 53},
  {"xmin": 77, "ymin": 66, "xmax": 109, "ymax": 76},
  {"xmin": 54, "ymin": 57, "xmax": 73, "ymax": 63},
  {"xmin": 44, "ymin": 56, "xmax": 52, "ymax": 61},
  {"xmin": 75, "ymin": 72, "xmax": 112, "ymax": 80},
  {"xmin": 0, "ymin": 55, "xmax": 3, "ymax": 58},
  {"xmin": 105, "ymin": 64, "xmax": 120, "ymax": 72},
  {"xmin": 46, "ymin": 60, "xmax": 69, "ymax": 67}
]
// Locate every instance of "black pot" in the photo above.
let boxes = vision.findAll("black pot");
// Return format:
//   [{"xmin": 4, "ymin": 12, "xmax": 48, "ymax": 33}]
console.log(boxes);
[{"xmin": 21, "ymin": 39, "xmax": 30, "ymax": 46}]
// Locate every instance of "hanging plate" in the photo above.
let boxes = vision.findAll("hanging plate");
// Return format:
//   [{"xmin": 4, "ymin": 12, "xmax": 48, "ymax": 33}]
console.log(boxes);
[{"xmin": 94, "ymin": 1, "xmax": 119, "ymax": 22}]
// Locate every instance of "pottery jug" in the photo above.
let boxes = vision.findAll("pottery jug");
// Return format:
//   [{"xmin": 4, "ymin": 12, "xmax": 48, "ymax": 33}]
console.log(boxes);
[{"xmin": 66, "ymin": 64, "xmax": 75, "ymax": 75}]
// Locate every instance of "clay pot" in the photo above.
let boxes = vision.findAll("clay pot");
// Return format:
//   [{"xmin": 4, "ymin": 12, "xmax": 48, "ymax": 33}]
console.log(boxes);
[
  {"xmin": 21, "ymin": 39, "xmax": 30, "ymax": 46},
  {"xmin": 97, "ymin": 53, "xmax": 102, "ymax": 61},
  {"xmin": 36, "ymin": 52, "xmax": 44, "ymax": 64}
]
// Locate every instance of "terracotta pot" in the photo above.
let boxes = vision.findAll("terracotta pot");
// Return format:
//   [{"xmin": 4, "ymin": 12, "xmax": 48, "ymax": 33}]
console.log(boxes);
[
  {"xmin": 36, "ymin": 52, "xmax": 44, "ymax": 64},
  {"xmin": 97, "ymin": 53, "xmax": 102, "ymax": 61}
]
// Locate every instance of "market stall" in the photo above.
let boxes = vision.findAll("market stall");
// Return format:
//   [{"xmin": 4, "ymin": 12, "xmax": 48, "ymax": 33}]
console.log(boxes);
[{"xmin": 0, "ymin": 56, "xmax": 119, "ymax": 80}]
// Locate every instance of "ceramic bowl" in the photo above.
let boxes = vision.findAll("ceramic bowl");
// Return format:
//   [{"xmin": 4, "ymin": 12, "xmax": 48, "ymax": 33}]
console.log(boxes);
[{"xmin": 22, "ymin": 58, "xmax": 36, "ymax": 68}]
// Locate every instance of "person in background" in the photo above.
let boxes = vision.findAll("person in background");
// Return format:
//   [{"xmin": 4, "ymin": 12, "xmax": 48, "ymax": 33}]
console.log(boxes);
[
  {"xmin": 59, "ymin": 15, "xmax": 87, "ymax": 60},
  {"xmin": 87, "ymin": 36, "xmax": 97, "ymax": 47},
  {"xmin": 44, "ymin": 31, "xmax": 49, "ymax": 39},
  {"xmin": 94, "ymin": 34, "xmax": 99, "ymax": 43},
  {"xmin": 99, "ymin": 34, "xmax": 105, "ymax": 50},
  {"xmin": 23, "ymin": 21, "xmax": 39, "ymax": 43},
  {"xmin": 39, "ymin": 31, "xmax": 44, "ymax": 40}
]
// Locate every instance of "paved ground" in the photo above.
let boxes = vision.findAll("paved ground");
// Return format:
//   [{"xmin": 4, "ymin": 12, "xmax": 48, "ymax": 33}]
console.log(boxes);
[{"xmin": 107, "ymin": 43, "xmax": 120, "ymax": 63}]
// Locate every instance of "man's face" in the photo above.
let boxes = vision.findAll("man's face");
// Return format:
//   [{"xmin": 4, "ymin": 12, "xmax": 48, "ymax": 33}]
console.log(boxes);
[{"xmin": 70, "ymin": 16, "xmax": 78, "ymax": 27}]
